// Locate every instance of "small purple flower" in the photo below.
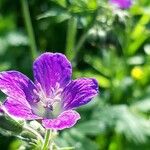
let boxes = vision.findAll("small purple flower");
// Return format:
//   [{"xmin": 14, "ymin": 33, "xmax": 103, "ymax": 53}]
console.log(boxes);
[
  {"xmin": 109, "ymin": 0, "xmax": 132, "ymax": 9},
  {"xmin": 0, "ymin": 53, "xmax": 98, "ymax": 130}
]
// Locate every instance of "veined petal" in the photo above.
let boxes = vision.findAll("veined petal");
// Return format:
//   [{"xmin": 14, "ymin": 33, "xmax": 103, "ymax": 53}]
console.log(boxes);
[
  {"xmin": 33, "ymin": 53, "xmax": 72, "ymax": 96},
  {"xmin": 62, "ymin": 78, "xmax": 99, "ymax": 110},
  {"xmin": 0, "ymin": 71, "xmax": 37, "ymax": 103},
  {"xmin": 42, "ymin": 110, "xmax": 80, "ymax": 130},
  {"xmin": 3, "ymin": 97, "xmax": 40, "ymax": 120}
]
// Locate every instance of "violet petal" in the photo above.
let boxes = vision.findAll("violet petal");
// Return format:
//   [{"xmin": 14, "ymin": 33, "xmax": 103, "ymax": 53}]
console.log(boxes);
[
  {"xmin": 33, "ymin": 53, "xmax": 72, "ymax": 96},
  {"xmin": 109, "ymin": 0, "xmax": 132, "ymax": 9},
  {"xmin": 62, "ymin": 78, "xmax": 99, "ymax": 110},
  {"xmin": 3, "ymin": 97, "xmax": 41, "ymax": 120},
  {"xmin": 0, "ymin": 71, "xmax": 37, "ymax": 103},
  {"xmin": 42, "ymin": 110, "xmax": 80, "ymax": 130}
]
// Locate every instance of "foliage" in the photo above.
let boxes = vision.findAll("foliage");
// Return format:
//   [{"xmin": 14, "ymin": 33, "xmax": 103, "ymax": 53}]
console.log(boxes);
[{"xmin": 0, "ymin": 0, "xmax": 150, "ymax": 149}]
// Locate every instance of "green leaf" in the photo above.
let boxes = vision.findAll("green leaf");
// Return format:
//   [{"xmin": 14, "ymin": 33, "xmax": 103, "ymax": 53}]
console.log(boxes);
[
  {"xmin": 127, "ymin": 14, "xmax": 150, "ymax": 55},
  {"xmin": 51, "ymin": 0, "xmax": 67, "ymax": 8},
  {"xmin": 74, "ymin": 70, "xmax": 110, "ymax": 88},
  {"xmin": 0, "ymin": 115, "xmax": 23, "ymax": 134},
  {"xmin": 131, "ymin": 98, "xmax": 150, "ymax": 113},
  {"xmin": 0, "ymin": 62, "xmax": 10, "ymax": 71},
  {"xmin": 37, "ymin": 8, "xmax": 71, "ymax": 22},
  {"xmin": 75, "ymin": 120, "xmax": 104, "ymax": 135},
  {"xmin": 94, "ymin": 105, "xmax": 150, "ymax": 143},
  {"xmin": 127, "ymin": 55, "xmax": 145, "ymax": 65},
  {"xmin": 6, "ymin": 32, "xmax": 28, "ymax": 46},
  {"xmin": 57, "ymin": 128, "xmax": 99, "ymax": 150}
]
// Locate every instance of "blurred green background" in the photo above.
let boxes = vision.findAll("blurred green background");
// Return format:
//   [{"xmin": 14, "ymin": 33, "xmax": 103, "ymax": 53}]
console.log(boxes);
[{"xmin": 0, "ymin": 0, "xmax": 150, "ymax": 149}]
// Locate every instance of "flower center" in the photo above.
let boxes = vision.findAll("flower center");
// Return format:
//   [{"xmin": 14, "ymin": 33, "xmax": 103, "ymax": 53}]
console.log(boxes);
[{"xmin": 32, "ymin": 82, "xmax": 63, "ymax": 118}]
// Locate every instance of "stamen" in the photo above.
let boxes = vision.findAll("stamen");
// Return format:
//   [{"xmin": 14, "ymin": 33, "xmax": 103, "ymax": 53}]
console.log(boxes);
[
  {"xmin": 36, "ymin": 82, "xmax": 42, "ymax": 90},
  {"xmin": 33, "ymin": 89, "xmax": 38, "ymax": 95},
  {"xmin": 55, "ymin": 82, "xmax": 60, "ymax": 90},
  {"xmin": 34, "ymin": 82, "xmax": 62, "ymax": 112}
]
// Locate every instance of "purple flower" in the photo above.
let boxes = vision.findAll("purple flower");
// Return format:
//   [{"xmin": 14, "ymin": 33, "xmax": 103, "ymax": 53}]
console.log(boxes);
[
  {"xmin": 109, "ymin": 0, "xmax": 132, "ymax": 9},
  {"xmin": 0, "ymin": 53, "xmax": 98, "ymax": 130}
]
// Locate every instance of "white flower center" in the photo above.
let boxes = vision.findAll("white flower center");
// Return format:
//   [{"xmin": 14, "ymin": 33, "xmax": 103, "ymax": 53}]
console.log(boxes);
[{"xmin": 32, "ymin": 82, "xmax": 63, "ymax": 118}]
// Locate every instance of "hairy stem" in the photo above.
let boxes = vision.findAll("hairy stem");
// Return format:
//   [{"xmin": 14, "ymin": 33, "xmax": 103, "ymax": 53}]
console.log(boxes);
[
  {"xmin": 42, "ymin": 129, "xmax": 52, "ymax": 150},
  {"xmin": 21, "ymin": 0, "xmax": 37, "ymax": 60},
  {"xmin": 23, "ymin": 124, "xmax": 44, "ymax": 144}
]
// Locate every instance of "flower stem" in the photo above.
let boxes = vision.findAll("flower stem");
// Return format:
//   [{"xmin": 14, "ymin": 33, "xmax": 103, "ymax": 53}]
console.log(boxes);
[
  {"xmin": 42, "ymin": 129, "xmax": 52, "ymax": 150},
  {"xmin": 21, "ymin": 0, "xmax": 37, "ymax": 60},
  {"xmin": 65, "ymin": 17, "xmax": 77, "ymax": 61},
  {"xmin": 74, "ymin": 31, "xmax": 87, "ymax": 55},
  {"xmin": 23, "ymin": 124, "xmax": 44, "ymax": 144},
  {"xmin": 74, "ymin": 10, "xmax": 98, "ymax": 62}
]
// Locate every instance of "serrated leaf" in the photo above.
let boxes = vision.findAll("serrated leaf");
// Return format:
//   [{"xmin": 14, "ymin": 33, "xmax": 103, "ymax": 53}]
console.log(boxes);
[
  {"xmin": 131, "ymin": 98, "xmax": 150, "ymax": 113},
  {"xmin": 57, "ymin": 129, "xmax": 99, "ymax": 150},
  {"xmin": 94, "ymin": 105, "xmax": 150, "ymax": 143},
  {"xmin": 75, "ymin": 120, "xmax": 104, "ymax": 135}
]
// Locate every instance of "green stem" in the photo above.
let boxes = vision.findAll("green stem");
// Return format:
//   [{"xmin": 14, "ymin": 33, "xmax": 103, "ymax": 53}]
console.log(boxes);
[
  {"xmin": 42, "ymin": 130, "xmax": 52, "ymax": 150},
  {"xmin": 74, "ymin": 10, "xmax": 98, "ymax": 61},
  {"xmin": 65, "ymin": 17, "xmax": 77, "ymax": 61},
  {"xmin": 23, "ymin": 124, "xmax": 44, "ymax": 144},
  {"xmin": 21, "ymin": 0, "xmax": 37, "ymax": 60},
  {"xmin": 74, "ymin": 31, "xmax": 87, "ymax": 54}
]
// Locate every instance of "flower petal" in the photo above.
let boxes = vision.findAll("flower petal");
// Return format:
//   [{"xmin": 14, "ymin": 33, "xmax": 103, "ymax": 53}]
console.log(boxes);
[
  {"xmin": 62, "ymin": 78, "xmax": 99, "ymax": 110},
  {"xmin": 3, "ymin": 97, "xmax": 40, "ymax": 120},
  {"xmin": 0, "ymin": 71, "xmax": 37, "ymax": 103},
  {"xmin": 110, "ymin": 0, "xmax": 132, "ymax": 9},
  {"xmin": 33, "ymin": 53, "xmax": 72, "ymax": 96},
  {"xmin": 42, "ymin": 110, "xmax": 80, "ymax": 130}
]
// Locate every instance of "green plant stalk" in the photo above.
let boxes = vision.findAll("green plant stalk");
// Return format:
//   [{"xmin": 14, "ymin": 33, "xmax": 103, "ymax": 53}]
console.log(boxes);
[
  {"xmin": 74, "ymin": 5, "xmax": 112, "ymax": 54},
  {"xmin": 74, "ymin": 10, "xmax": 98, "ymax": 60},
  {"xmin": 42, "ymin": 130, "xmax": 52, "ymax": 150},
  {"xmin": 65, "ymin": 17, "xmax": 77, "ymax": 61},
  {"xmin": 21, "ymin": 0, "xmax": 37, "ymax": 60},
  {"xmin": 74, "ymin": 31, "xmax": 87, "ymax": 55},
  {"xmin": 23, "ymin": 124, "xmax": 44, "ymax": 144}
]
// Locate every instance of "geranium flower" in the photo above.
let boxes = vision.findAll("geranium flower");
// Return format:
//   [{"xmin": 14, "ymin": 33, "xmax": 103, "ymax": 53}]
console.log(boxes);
[
  {"xmin": 109, "ymin": 0, "xmax": 132, "ymax": 9},
  {"xmin": 0, "ymin": 53, "xmax": 98, "ymax": 130}
]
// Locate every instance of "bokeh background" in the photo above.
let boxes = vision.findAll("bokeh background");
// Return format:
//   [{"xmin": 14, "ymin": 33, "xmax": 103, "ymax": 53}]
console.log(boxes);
[{"xmin": 0, "ymin": 0, "xmax": 150, "ymax": 149}]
